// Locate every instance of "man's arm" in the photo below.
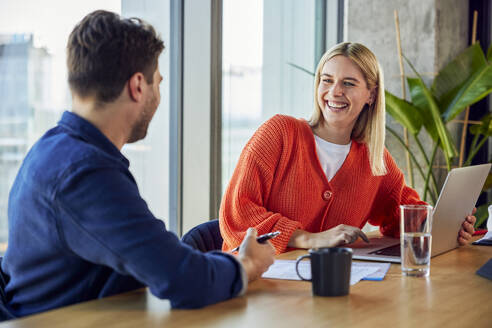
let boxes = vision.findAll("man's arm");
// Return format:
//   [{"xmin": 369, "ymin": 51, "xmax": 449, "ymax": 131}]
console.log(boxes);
[{"xmin": 54, "ymin": 166, "xmax": 256, "ymax": 308}]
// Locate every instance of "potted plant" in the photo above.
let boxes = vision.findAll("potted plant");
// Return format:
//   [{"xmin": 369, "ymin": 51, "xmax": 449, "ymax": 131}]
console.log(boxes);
[{"xmin": 385, "ymin": 42, "xmax": 492, "ymax": 227}]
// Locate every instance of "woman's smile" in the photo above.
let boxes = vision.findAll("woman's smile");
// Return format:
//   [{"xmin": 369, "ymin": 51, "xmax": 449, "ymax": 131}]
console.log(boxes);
[{"xmin": 325, "ymin": 100, "xmax": 349, "ymax": 112}]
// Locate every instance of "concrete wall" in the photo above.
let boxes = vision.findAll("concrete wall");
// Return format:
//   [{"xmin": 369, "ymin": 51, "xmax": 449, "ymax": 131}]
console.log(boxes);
[
  {"xmin": 435, "ymin": 0, "xmax": 469, "ymax": 70},
  {"xmin": 344, "ymin": 0, "xmax": 469, "ymax": 197}
]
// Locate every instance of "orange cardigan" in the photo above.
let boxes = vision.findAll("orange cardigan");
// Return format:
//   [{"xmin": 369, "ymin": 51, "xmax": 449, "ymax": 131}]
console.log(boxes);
[{"xmin": 219, "ymin": 115, "xmax": 423, "ymax": 253}]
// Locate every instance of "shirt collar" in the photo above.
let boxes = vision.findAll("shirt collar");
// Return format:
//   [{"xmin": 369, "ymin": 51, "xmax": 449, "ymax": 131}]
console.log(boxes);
[{"xmin": 58, "ymin": 111, "xmax": 129, "ymax": 166}]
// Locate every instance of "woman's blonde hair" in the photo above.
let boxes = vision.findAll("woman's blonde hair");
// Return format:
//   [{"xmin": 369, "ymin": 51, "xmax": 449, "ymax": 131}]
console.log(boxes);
[{"xmin": 309, "ymin": 42, "xmax": 387, "ymax": 176}]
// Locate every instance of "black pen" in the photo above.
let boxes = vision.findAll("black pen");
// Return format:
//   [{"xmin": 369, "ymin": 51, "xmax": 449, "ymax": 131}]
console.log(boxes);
[{"xmin": 231, "ymin": 231, "xmax": 281, "ymax": 252}]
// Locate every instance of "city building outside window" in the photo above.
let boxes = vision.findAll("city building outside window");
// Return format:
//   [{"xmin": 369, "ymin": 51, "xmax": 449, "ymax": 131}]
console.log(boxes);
[{"xmin": 0, "ymin": 0, "xmax": 172, "ymax": 252}]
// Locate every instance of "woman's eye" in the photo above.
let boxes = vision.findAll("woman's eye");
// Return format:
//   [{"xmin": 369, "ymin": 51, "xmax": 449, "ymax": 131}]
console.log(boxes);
[
  {"xmin": 344, "ymin": 81, "xmax": 355, "ymax": 87},
  {"xmin": 322, "ymin": 79, "xmax": 333, "ymax": 84}
]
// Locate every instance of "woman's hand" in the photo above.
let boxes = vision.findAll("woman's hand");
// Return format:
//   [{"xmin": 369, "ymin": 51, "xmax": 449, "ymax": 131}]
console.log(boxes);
[
  {"xmin": 458, "ymin": 207, "xmax": 477, "ymax": 245},
  {"xmin": 288, "ymin": 224, "xmax": 369, "ymax": 249}
]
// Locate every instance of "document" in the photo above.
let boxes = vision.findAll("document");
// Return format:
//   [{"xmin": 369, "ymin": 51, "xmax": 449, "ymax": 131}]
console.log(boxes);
[
  {"xmin": 262, "ymin": 260, "xmax": 390, "ymax": 285},
  {"xmin": 355, "ymin": 261, "xmax": 391, "ymax": 281}
]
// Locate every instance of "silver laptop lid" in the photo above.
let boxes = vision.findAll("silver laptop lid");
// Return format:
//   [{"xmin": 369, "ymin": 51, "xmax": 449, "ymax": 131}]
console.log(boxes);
[
  {"xmin": 351, "ymin": 163, "xmax": 491, "ymax": 263},
  {"xmin": 431, "ymin": 163, "xmax": 491, "ymax": 256}
]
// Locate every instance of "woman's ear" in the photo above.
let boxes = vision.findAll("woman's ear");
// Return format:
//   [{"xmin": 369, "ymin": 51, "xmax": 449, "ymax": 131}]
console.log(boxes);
[{"xmin": 368, "ymin": 87, "xmax": 377, "ymax": 106}]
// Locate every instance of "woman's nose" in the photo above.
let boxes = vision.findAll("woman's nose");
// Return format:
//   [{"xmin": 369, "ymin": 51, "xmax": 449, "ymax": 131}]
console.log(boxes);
[{"xmin": 329, "ymin": 82, "xmax": 343, "ymax": 96}]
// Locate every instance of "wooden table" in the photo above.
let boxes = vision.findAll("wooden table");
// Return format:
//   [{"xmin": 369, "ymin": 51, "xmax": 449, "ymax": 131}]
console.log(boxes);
[{"xmin": 1, "ymin": 241, "xmax": 491, "ymax": 328}]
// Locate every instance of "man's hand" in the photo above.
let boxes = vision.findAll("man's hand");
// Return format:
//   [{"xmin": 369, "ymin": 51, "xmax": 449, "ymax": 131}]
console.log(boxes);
[
  {"xmin": 458, "ymin": 207, "xmax": 477, "ymax": 245},
  {"xmin": 237, "ymin": 228, "xmax": 275, "ymax": 282},
  {"xmin": 288, "ymin": 224, "xmax": 369, "ymax": 249}
]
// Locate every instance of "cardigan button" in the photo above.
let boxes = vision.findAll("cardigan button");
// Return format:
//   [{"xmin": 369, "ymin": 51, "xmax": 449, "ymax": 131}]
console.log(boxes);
[{"xmin": 322, "ymin": 190, "xmax": 333, "ymax": 201}]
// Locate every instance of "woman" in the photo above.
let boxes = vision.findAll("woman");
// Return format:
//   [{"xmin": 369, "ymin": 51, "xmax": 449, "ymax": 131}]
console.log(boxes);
[{"xmin": 219, "ymin": 42, "xmax": 476, "ymax": 254}]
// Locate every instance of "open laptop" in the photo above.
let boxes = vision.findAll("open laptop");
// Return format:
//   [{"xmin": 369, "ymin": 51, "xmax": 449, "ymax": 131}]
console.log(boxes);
[{"xmin": 350, "ymin": 163, "xmax": 491, "ymax": 263}]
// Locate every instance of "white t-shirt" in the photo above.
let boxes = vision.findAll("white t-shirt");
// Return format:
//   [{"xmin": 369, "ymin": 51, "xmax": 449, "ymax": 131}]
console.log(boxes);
[{"xmin": 314, "ymin": 135, "xmax": 351, "ymax": 182}]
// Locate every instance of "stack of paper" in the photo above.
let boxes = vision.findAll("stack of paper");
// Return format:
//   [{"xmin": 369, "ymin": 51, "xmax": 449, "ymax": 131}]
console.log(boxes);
[{"xmin": 262, "ymin": 260, "xmax": 391, "ymax": 285}]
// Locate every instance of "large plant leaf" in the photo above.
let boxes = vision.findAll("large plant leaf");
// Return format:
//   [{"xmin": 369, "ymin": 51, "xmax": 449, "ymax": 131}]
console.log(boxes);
[
  {"xmin": 407, "ymin": 78, "xmax": 438, "ymax": 141},
  {"xmin": 415, "ymin": 79, "xmax": 457, "ymax": 158},
  {"xmin": 406, "ymin": 78, "xmax": 457, "ymax": 157},
  {"xmin": 432, "ymin": 43, "xmax": 487, "ymax": 102},
  {"xmin": 403, "ymin": 56, "xmax": 457, "ymax": 159},
  {"xmin": 385, "ymin": 91, "xmax": 423, "ymax": 135},
  {"xmin": 488, "ymin": 44, "xmax": 492, "ymax": 61},
  {"xmin": 443, "ymin": 127, "xmax": 458, "ymax": 155},
  {"xmin": 441, "ymin": 64, "xmax": 492, "ymax": 122}
]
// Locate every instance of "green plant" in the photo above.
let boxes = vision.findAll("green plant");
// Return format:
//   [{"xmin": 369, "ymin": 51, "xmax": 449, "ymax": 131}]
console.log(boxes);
[{"xmin": 385, "ymin": 43, "xmax": 492, "ymax": 227}]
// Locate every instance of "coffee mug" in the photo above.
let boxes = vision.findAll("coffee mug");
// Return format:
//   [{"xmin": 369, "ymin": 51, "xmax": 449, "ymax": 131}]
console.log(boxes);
[{"xmin": 295, "ymin": 247, "xmax": 352, "ymax": 296}]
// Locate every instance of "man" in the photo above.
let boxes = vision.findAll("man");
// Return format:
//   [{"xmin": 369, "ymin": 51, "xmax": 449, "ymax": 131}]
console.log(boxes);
[{"xmin": 0, "ymin": 10, "xmax": 275, "ymax": 318}]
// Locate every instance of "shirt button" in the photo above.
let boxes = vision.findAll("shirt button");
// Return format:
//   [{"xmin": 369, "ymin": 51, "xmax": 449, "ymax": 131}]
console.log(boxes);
[{"xmin": 322, "ymin": 190, "xmax": 333, "ymax": 201}]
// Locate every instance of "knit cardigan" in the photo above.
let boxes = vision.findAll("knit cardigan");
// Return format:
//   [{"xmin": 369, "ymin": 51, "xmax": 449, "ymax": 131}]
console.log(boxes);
[{"xmin": 219, "ymin": 114, "xmax": 424, "ymax": 254}]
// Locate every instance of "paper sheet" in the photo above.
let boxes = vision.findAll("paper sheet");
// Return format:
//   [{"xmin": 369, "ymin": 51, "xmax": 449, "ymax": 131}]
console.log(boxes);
[
  {"xmin": 262, "ymin": 260, "xmax": 387, "ymax": 285},
  {"xmin": 354, "ymin": 261, "xmax": 391, "ymax": 281}
]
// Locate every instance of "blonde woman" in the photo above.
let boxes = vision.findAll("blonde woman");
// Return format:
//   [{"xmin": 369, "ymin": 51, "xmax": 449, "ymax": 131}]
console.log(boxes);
[{"xmin": 219, "ymin": 42, "xmax": 476, "ymax": 254}]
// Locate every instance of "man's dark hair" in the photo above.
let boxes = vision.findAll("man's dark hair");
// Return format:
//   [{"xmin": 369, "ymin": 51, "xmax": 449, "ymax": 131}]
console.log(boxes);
[{"xmin": 67, "ymin": 10, "xmax": 164, "ymax": 103}]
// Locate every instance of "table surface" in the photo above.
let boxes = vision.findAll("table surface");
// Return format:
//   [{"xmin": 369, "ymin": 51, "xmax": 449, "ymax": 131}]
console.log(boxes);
[{"xmin": 1, "ymin": 240, "xmax": 491, "ymax": 328}]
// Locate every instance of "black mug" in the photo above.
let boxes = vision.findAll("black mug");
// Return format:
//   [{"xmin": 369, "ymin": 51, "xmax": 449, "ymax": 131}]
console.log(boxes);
[{"xmin": 295, "ymin": 247, "xmax": 352, "ymax": 296}]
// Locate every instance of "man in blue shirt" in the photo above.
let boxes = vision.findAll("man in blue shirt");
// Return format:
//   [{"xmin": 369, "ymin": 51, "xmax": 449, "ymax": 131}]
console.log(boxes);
[{"xmin": 1, "ymin": 10, "xmax": 275, "ymax": 318}]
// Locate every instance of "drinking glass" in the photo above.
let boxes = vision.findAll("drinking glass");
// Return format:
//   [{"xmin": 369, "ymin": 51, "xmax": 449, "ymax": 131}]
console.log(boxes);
[{"xmin": 400, "ymin": 204, "xmax": 433, "ymax": 277}]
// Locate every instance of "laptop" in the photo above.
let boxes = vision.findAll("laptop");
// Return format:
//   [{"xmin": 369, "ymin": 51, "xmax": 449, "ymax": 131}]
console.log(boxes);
[{"xmin": 350, "ymin": 163, "xmax": 491, "ymax": 263}]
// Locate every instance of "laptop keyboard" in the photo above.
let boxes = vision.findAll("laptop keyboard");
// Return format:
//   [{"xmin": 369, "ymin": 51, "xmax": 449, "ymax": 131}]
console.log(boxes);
[{"xmin": 369, "ymin": 244, "xmax": 401, "ymax": 257}]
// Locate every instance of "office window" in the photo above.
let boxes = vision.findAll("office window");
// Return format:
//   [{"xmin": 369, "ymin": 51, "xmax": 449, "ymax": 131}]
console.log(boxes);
[
  {"xmin": 0, "ymin": 1, "xmax": 173, "ymax": 252},
  {"xmin": 221, "ymin": 0, "xmax": 323, "ymax": 193},
  {"xmin": 0, "ymin": 0, "xmax": 121, "ymax": 253}
]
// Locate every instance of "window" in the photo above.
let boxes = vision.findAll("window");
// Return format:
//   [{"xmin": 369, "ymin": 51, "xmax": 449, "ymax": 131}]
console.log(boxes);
[
  {"xmin": 0, "ymin": 0, "xmax": 121, "ymax": 253},
  {"xmin": 221, "ymin": 0, "xmax": 330, "ymax": 194},
  {"xmin": 0, "ymin": 0, "xmax": 173, "ymax": 252}
]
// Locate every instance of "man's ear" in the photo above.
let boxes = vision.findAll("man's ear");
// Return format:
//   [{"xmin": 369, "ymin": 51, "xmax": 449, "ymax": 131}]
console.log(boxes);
[{"xmin": 127, "ymin": 72, "xmax": 146, "ymax": 102}]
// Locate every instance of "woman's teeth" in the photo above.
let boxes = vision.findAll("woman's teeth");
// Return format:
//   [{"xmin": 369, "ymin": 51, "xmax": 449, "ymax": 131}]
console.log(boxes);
[{"xmin": 327, "ymin": 101, "xmax": 348, "ymax": 109}]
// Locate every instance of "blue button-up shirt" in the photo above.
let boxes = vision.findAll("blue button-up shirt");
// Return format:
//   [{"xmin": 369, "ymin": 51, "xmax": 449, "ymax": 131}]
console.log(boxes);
[{"xmin": 2, "ymin": 111, "xmax": 243, "ymax": 317}]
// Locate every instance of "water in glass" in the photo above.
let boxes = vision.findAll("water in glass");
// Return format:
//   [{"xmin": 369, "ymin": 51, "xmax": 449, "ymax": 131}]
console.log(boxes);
[{"xmin": 401, "ymin": 232, "xmax": 432, "ymax": 277}]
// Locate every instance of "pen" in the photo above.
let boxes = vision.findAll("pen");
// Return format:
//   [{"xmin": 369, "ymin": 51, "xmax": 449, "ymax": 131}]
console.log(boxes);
[{"xmin": 231, "ymin": 231, "xmax": 281, "ymax": 252}]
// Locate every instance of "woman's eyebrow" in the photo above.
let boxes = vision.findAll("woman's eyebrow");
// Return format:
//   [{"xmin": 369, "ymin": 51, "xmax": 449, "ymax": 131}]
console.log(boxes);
[{"xmin": 320, "ymin": 73, "xmax": 360, "ymax": 83}]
